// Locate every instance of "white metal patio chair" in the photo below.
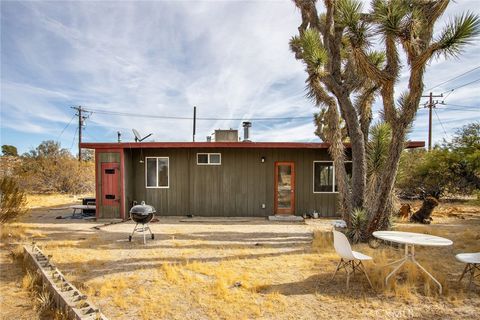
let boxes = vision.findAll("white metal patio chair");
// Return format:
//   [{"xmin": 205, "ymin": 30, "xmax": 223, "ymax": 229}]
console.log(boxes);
[
  {"xmin": 332, "ymin": 230, "xmax": 373, "ymax": 289},
  {"xmin": 456, "ymin": 252, "xmax": 480, "ymax": 287}
]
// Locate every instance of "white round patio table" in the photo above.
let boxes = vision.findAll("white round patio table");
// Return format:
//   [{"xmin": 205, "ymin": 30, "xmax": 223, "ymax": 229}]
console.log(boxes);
[{"xmin": 372, "ymin": 231, "xmax": 453, "ymax": 294}]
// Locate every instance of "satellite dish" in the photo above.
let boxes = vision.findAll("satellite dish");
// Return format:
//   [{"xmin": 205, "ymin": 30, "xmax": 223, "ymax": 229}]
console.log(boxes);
[{"xmin": 132, "ymin": 129, "xmax": 153, "ymax": 142}]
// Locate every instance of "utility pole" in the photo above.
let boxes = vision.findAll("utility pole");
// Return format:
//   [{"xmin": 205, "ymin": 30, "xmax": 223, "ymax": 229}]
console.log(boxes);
[
  {"xmin": 193, "ymin": 106, "xmax": 197, "ymax": 142},
  {"xmin": 71, "ymin": 106, "xmax": 90, "ymax": 161},
  {"xmin": 421, "ymin": 92, "xmax": 443, "ymax": 151}
]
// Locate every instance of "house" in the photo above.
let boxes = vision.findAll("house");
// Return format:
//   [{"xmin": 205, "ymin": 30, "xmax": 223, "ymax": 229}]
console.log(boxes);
[{"xmin": 81, "ymin": 127, "xmax": 424, "ymax": 220}]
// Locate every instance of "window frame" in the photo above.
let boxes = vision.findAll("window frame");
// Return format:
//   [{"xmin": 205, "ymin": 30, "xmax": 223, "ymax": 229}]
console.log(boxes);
[
  {"xmin": 196, "ymin": 153, "xmax": 222, "ymax": 165},
  {"xmin": 145, "ymin": 156, "xmax": 170, "ymax": 189},
  {"xmin": 312, "ymin": 160, "xmax": 353, "ymax": 194},
  {"xmin": 313, "ymin": 161, "xmax": 336, "ymax": 194}
]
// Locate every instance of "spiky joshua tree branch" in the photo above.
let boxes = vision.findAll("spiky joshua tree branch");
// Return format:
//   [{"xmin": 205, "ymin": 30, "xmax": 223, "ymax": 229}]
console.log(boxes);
[{"xmin": 291, "ymin": 0, "xmax": 480, "ymax": 237}]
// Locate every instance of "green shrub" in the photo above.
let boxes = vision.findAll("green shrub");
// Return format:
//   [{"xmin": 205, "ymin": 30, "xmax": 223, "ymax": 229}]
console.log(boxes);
[
  {"xmin": 348, "ymin": 208, "xmax": 367, "ymax": 243},
  {"xmin": 396, "ymin": 122, "xmax": 480, "ymax": 199}
]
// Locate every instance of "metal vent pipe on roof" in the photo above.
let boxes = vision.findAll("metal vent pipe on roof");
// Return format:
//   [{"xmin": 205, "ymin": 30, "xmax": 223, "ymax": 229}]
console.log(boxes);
[{"xmin": 242, "ymin": 121, "xmax": 252, "ymax": 142}]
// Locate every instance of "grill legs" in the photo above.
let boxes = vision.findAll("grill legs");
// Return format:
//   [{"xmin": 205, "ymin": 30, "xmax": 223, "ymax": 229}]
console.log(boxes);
[{"xmin": 129, "ymin": 223, "xmax": 154, "ymax": 244}]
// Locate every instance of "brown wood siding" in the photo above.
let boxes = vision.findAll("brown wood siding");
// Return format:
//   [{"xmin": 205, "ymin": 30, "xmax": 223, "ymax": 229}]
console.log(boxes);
[
  {"xmin": 97, "ymin": 152, "xmax": 121, "ymax": 219},
  {"xmin": 124, "ymin": 149, "xmax": 134, "ymax": 215},
  {"xmin": 125, "ymin": 148, "xmax": 338, "ymax": 217}
]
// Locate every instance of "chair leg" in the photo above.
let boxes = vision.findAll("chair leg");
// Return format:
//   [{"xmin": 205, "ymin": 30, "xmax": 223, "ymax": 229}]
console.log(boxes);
[
  {"xmin": 332, "ymin": 259, "xmax": 343, "ymax": 280},
  {"xmin": 359, "ymin": 261, "xmax": 374, "ymax": 289},
  {"xmin": 468, "ymin": 264, "xmax": 476, "ymax": 288},
  {"xmin": 345, "ymin": 261, "xmax": 355, "ymax": 290},
  {"xmin": 459, "ymin": 263, "xmax": 470, "ymax": 282},
  {"xmin": 346, "ymin": 269, "xmax": 350, "ymax": 290}
]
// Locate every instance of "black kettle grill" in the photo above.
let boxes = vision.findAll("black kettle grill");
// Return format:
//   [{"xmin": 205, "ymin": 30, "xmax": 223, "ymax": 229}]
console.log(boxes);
[{"xmin": 128, "ymin": 201, "xmax": 155, "ymax": 244}]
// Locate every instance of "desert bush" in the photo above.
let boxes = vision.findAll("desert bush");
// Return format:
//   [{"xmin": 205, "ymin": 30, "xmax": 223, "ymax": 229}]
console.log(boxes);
[
  {"xmin": 16, "ymin": 140, "xmax": 94, "ymax": 194},
  {"xmin": 2, "ymin": 144, "xmax": 18, "ymax": 156},
  {"xmin": 0, "ymin": 177, "xmax": 28, "ymax": 223},
  {"xmin": 396, "ymin": 123, "xmax": 480, "ymax": 199}
]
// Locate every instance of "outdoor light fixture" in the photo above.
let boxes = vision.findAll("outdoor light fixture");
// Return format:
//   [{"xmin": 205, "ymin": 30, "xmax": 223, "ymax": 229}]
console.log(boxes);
[{"xmin": 261, "ymin": 156, "xmax": 266, "ymax": 163}]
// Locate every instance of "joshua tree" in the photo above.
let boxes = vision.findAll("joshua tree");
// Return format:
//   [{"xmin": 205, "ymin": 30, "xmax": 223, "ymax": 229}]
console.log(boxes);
[{"xmin": 291, "ymin": 0, "xmax": 480, "ymax": 237}]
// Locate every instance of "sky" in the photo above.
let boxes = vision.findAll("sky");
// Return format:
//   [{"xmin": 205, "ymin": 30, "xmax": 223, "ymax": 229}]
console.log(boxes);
[{"xmin": 1, "ymin": 0, "xmax": 479, "ymax": 155}]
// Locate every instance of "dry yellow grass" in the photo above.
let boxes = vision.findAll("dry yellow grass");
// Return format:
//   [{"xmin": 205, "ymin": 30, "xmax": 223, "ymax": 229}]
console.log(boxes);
[
  {"xmin": 26, "ymin": 193, "xmax": 93, "ymax": 208},
  {"xmin": 13, "ymin": 201, "xmax": 480, "ymax": 320}
]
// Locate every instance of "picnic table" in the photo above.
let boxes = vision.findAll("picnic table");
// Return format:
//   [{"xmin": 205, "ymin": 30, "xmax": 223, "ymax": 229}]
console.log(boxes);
[{"xmin": 372, "ymin": 230, "xmax": 453, "ymax": 294}]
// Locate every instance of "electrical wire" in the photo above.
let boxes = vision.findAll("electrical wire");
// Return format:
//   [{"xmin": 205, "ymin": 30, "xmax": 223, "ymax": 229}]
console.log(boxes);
[
  {"xmin": 441, "ymin": 78, "xmax": 480, "ymax": 94},
  {"xmin": 433, "ymin": 108, "xmax": 448, "ymax": 139},
  {"xmin": 70, "ymin": 127, "xmax": 78, "ymax": 151},
  {"xmin": 81, "ymin": 106, "xmax": 313, "ymax": 121},
  {"xmin": 441, "ymin": 103, "xmax": 478, "ymax": 109},
  {"xmin": 425, "ymin": 65, "xmax": 480, "ymax": 91},
  {"xmin": 56, "ymin": 114, "xmax": 76, "ymax": 141}
]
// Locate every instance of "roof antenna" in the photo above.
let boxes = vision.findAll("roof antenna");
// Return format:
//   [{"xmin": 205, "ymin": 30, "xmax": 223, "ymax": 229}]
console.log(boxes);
[{"xmin": 132, "ymin": 129, "xmax": 153, "ymax": 142}]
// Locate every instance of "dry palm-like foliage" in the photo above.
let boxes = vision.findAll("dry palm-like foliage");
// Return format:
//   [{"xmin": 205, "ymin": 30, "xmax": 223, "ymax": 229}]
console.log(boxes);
[
  {"xmin": 365, "ymin": 122, "xmax": 396, "ymax": 229},
  {"xmin": 291, "ymin": 0, "xmax": 480, "ymax": 238},
  {"xmin": 347, "ymin": 207, "xmax": 368, "ymax": 243}
]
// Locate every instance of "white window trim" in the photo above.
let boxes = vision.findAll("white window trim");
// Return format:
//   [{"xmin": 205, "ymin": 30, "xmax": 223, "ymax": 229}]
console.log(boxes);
[
  {"xmin": 145, "ymin": 157, "xmax": 170, "ymax": 189},
  {"xmin": 196, "ymin": 153, "xmax": 221, "ymax": 165},
  {"xmin": 312, "ymin": 160, "xmax": 352, "ymax": 194}
]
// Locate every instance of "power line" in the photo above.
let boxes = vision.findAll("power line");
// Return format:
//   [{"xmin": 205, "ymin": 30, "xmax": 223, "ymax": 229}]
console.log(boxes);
[
  {"xmin": 441, "ymin": 103, "xmax": 478, "ymax": 109},
  {"xmin": 437, "ymin": 107, "xmax": 478, "ymax": 112},
  {"xmin": 433, "ymin": 108, "xmax": 448, "ymax": 139},
  {"xmin": 425, "ymin": 65, "xmax": 480, "ymax": 91},
  {"xmin": 56, "ymin": 114, "xmax": 76, "ymax": 141},
  {"xmin": 441, "ymin": 78, "xmax": 480, "ymax": 94},
  {"xmin": 70, "ymin": 127, "xmax": 78, "ymax": 151},
  {"xmin": 82, "ymin": 107, "xmax": 313, "ymax": 121}
]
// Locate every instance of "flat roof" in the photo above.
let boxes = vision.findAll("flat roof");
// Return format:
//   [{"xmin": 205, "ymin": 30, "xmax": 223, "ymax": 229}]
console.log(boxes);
[{"xmin": 81, "ymin": 141, "xmax": 425, "ymax": 150}]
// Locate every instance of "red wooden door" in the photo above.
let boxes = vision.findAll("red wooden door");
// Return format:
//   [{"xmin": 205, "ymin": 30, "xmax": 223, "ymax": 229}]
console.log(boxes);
[
  {"xmin": 274, "ymin": 162, "xmax": 295, "ymax": 215},
  {"xmin": 101, "ymin": 162, "xmax": 120, "ymax": 207}
]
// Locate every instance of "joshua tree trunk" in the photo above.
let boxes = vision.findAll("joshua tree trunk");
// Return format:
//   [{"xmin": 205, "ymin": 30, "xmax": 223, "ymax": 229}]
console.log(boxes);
[
  {"xmin": 335, "ymin": 95, "xmax": 366, "ymax": 210},
  {"xmin": 291, "ymin": 0, "xmax": 479, "ymax": 239}
]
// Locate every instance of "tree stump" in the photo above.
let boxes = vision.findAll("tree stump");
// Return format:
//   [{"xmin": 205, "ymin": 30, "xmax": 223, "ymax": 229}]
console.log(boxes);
[
  {"xmin": 397, "ymin": 203, "xmax": 412, "ymax": 220},
  {"xmin": 410, "ymin": 197, "xmax": 439, "ymax": 224}
]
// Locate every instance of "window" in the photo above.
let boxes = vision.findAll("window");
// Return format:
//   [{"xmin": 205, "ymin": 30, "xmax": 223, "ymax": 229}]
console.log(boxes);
[
  {"xmin": 313, "ymin": 161, "xmax": 335, "ymax": 193},
  {"xmin": 313, "ymin": 161, "xmax": 352, "ymax": 193},
  {"xmin": 146, "ymin": 157, "xmax": 169, "ymax": 188},
  {"xmin": 197, "ymin": 153, "xmax": 221, "ymax": 165}
]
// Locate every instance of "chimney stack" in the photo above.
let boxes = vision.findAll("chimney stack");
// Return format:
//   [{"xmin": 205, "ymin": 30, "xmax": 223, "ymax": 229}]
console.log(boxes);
[{"xmin": 242, "ymin": 121, "xmax": 252, "ymax": 142}]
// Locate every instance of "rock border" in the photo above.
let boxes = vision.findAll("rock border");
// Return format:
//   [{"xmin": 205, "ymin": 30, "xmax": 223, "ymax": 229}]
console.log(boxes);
[{"xmin": 23, "ymin": 243, "xmax": 108, "ymax": 320}]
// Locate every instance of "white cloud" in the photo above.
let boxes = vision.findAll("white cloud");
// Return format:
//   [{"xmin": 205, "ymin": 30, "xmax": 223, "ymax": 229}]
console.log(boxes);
[{"xmin": 1, "ymin": 0, "xmax": 479, "ymax": 152}]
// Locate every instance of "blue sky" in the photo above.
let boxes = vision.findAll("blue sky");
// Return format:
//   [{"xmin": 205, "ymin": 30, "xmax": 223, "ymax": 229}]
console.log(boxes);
[{"xmin": 1, "ymin": 0, "xmax": 479, "ymax": 155}]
